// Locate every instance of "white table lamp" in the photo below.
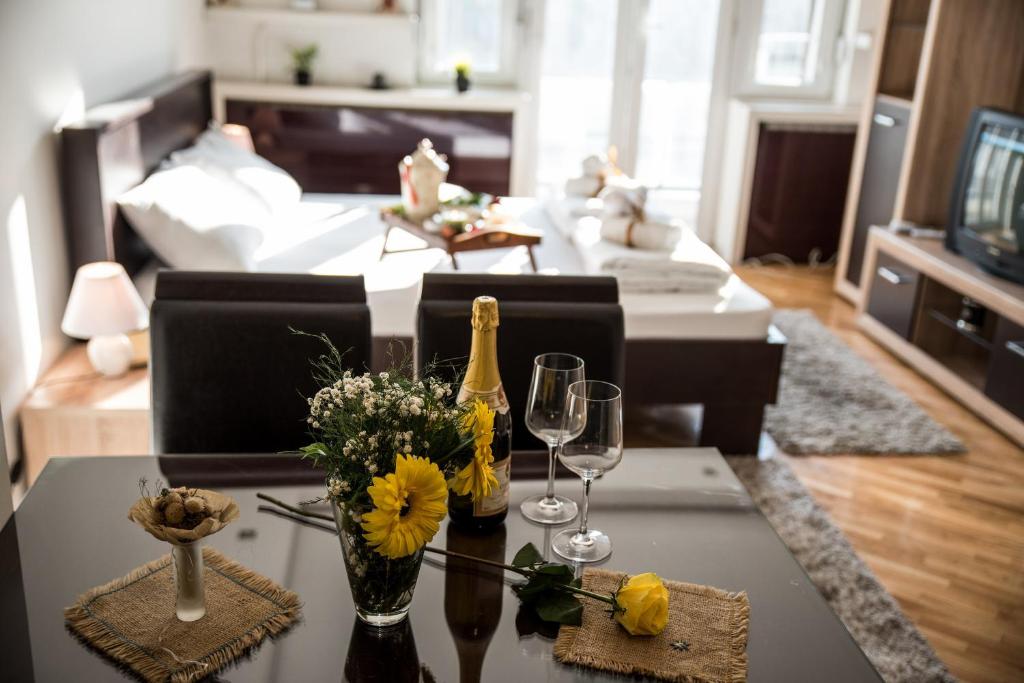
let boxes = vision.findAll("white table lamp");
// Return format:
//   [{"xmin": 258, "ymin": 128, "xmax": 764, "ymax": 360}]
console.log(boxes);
[{"xmin": 61, "ymin": 262, "xmax": 149, "ymax": 376}]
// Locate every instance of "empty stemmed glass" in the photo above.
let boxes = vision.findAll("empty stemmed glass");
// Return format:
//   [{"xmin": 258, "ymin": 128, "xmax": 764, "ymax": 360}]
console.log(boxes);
[
  {"xmin": 520, "ymin": 353, "xmax": 585, "ymax": 524},
  {"xmin": 551, "ymin": 380, "xmax": 623, "ymax": 563}
]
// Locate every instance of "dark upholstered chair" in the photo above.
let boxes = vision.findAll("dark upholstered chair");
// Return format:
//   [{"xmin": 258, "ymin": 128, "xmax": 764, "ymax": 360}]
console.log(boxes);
[
  {"xmin": 150, "ymin": 271, "xmax": 372, "ymax": 454},
  {"xmin": 416, "ymin": 273, "xmax": 624, "ymax": 451}
]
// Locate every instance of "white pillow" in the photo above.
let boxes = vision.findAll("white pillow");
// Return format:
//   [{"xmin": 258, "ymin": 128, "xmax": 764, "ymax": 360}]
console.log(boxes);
[
  {"xmin": 168, "ymin": 127, "xmax": 302, "ymax": 214},
  {"xmin": 117, "ymin": 164, "xmax": 274, "ymax": 271}
]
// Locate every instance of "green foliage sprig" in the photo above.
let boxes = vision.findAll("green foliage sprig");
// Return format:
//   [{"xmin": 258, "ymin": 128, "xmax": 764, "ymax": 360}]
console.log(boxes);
[
  {"xmin": 291, "ymin": 44, "xmax": 319, "ymax": 72},
  {"xmin": 297, "ymin": 332, "xmax": 477, "ymax": 506}
]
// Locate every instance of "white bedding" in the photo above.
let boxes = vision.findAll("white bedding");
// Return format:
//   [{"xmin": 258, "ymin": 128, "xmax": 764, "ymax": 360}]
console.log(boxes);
[{"xmin": 135, "ymin": 194, "xmax": 772, "ymax": 340}]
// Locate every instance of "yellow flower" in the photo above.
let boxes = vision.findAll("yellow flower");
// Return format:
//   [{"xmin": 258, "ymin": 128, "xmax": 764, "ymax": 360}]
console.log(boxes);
[
  {"xmin": 450, "ymin": 399, "xmax": 498, "ymax": 500},
  {"xmin": 362, "ymin": 454, "xmax": 448, "ymax": 559},
  {"xmin": 613, "ymin": 573, "xmax": 670, "ymax": 636},
  {"xmin": 450, "ymin": 441, "xmax": 499, "ymax": 500},
  {"xmin": 462, "ymin": 398, "xmax": 494, "ymax": 447}
]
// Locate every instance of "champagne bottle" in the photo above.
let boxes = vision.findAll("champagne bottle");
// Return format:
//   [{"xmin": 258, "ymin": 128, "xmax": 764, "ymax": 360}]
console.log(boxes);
[
  {"xmin": 444, "ymin": 523, "xmax": 506, "ymax": 683},
  {"xmin": 343, "ymin": 617, "xmax": 420, "ymax": 682},
  {"xmin": 450, "ymin": 296, "xmax": 511, "ymax": 530}
]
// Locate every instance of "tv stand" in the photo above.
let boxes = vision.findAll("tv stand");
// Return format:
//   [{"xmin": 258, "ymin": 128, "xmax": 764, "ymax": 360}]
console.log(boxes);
[{"xmin": 858, "ymin": 226, "xmax": 1024, "ymax": 446}]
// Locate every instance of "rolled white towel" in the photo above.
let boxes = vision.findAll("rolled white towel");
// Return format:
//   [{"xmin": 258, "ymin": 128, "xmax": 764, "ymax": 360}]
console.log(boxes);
[
  {"xmin": 565, "ymin": 175, "xmax": 603, "ymax": 197},
  {"xmin": 582, "ymin": 153, "xmax": 611, "ymax": 177},
  {"xmin": 600, "ymin": 216, "xmax": 681, "ymax": 251},
  {"xmin": 575, "ymin": 221, "xmax": 733, "ymax": 294},
  {"xmin": 598, "ymin": 176, "xmax": 648, "ymax": 218}
]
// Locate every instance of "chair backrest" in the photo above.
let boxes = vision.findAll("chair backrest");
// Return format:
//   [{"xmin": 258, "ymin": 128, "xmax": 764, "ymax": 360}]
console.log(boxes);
[
  {"xmin": 150, "ymin": 271, "xmax": 372, "ymax": 454},
  {"xmin": 416, "ymin": 273, "xmax": 624, "ymax": 451}
]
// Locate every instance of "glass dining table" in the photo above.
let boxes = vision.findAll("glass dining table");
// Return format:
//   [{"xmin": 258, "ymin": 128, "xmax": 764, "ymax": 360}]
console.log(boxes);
[{"xmin": 1, "ymin": 448, "xmax": 881, "ymax": 682}]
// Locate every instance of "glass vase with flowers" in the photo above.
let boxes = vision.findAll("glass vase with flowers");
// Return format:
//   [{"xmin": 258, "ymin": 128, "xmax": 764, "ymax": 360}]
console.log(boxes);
[{"xmin": 299, "ymin": 338, "xmax": 497, "ymax": 627}]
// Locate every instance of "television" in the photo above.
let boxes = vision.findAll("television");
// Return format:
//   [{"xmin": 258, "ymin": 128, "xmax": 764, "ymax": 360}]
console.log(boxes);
[{"xmin": 947, "ymin": 107, "xmax": 1024, "ymax": 284}]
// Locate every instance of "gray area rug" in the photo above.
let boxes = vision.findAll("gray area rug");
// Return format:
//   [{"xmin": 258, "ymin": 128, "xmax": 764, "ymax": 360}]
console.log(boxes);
[
  {"xmin": 766, "ymin": 309, "xmax": 965, "ymax": 454},
  {"xmin": 727, "ymin": 456, "xmax": 957, "ymax": 683}
]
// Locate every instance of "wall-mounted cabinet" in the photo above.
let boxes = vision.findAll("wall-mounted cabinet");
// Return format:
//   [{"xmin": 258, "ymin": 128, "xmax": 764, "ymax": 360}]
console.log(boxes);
[{"xmin": 835, "ymin": 0, "xmax": 1024, "ymax": 302}]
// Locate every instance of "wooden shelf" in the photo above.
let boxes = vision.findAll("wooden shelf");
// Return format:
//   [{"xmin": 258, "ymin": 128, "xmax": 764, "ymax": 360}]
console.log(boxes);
[
  {"xmin": 889, "ymin": 0, "xmax": 932, "ymax": 24},
  {"xmin": 206, "ymin": 6, "xmax": 413, "ymax": 23},
  {"xmin": 925, "ymin": 309, "xmax": 994, "ymax": 352},
  {"xmin": 875, "ymin": 92, "xmax": 913, "ymax": 109},
  {"xmin": 214, "ymin": 80, "xmax": 529, "ymax": 115},
  {"xmin": 877, "ymin": 23, "xmax": 926, "ymax": 100}
]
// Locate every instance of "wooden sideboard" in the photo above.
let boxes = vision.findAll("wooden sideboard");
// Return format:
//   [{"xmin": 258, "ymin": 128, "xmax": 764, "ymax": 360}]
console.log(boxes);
[
  {"xmin": 214, "ymin": 81, "xmax": 532, "ymax": 196},
  {"xmin": 858, "ymin": 227, "xmax": 1024, "ymax": 445}
]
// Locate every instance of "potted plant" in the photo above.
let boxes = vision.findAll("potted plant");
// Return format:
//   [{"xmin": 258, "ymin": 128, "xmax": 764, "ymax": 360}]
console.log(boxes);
[
  {"xmin": 454, "ymin": 58, "xmax": 471, "ymax": 93},
  {"xmin": 291, "ymin": 44, "xmax": 319, "ymax": 86}
]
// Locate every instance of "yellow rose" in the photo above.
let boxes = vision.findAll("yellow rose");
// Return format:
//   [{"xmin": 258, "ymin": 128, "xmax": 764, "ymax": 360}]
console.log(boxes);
[{"xmin": 613, "ymin": 573, "xmax": 669, "ymax": 636}]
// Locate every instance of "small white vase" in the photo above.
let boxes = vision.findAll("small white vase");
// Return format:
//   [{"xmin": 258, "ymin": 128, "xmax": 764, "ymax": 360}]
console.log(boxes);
[{"xmin": 171, "ymin": 541, "xmax": 206, "ymax": 622}]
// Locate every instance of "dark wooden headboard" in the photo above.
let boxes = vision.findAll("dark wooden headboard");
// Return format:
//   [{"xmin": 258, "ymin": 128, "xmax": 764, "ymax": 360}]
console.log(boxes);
[{"xmin": 60, "ymin": 70, "xmax": 213, "ymax": 277}]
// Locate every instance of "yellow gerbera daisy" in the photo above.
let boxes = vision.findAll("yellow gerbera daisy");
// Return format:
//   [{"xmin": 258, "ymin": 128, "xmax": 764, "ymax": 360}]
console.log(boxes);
[
  {"xmin": 362, "ymin": 454, "xmax": 448, "ymax": 559},
  {"xmin": 462, "ymin": 398, "xmax": 494, "ymax": 447},
  {"xmin": 450, "ymin": 399, "xmax": 499, "ymax": 500},
  {"xmin": 450, "ymin": 440, "xmax": 499, "ymax": 500}
]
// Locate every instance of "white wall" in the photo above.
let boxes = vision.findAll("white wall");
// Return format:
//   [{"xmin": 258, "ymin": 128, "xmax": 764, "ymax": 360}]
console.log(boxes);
[
  {"xmin": 0, "ymin": 0, "xmax": 205, "ymax": 500},
  {"xmin": 0, "ymin": 401, "xmax": 11, "ymax": 527},
  {"xmin": 206, "ymin": 8, "xmax": 419, "ymax": 87}
]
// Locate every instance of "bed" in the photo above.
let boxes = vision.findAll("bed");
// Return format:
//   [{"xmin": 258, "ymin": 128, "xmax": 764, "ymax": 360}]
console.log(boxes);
[{"xmin": 60, "ymin": 70, "xmax": 785, "ymax": 454}]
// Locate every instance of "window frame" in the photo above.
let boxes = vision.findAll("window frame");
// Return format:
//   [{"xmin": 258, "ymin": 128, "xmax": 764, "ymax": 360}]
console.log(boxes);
[
  {"xmin": 733, "ymin": 0, "xmax": 848, "ymax": 99},
  {"xmin": 417, "ymin": 0, "xmax": 521, "ymax": 86}
]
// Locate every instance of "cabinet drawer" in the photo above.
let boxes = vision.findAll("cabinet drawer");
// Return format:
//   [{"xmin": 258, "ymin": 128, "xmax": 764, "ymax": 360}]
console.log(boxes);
[
  {"xmin": 866, "ymin": 252, "xmax": 920, "ymax": 339},
  {"xmin": 985, "ymin": 317, "xmax": 1024, "ymax": 420}
]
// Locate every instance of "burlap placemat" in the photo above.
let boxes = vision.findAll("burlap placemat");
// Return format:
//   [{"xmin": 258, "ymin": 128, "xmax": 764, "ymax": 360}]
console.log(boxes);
[
  {"xmin": 65, "ymin": 547, "xmax": 301, "ymax": 683},
  {"xmin": 554, "ymin": 569, "xmax": 750, "ymax": 683}
]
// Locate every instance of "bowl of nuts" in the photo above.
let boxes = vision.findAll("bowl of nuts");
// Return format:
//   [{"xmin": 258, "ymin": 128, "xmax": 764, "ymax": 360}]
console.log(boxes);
[{"xmin": 129, "ymin": 484, "xmax": 239, "ymax": 545}]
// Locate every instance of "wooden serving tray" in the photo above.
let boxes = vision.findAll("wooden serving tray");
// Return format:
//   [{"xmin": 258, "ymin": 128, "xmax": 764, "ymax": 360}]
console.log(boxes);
[{"xmin": 380, "ymin": 208, "xmax": 542, "ymax": 271}]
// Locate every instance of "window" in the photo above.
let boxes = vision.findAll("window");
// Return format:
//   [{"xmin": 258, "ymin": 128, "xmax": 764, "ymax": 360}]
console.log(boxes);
[
  {"xmin": 418, "ymin": 0, "xmax": 520, "ymax": 85},
  {"xmin": 736, "ymin": 0, "xmax": 847, "ymax": 97},
  {"xmin": 635, "ymin": 0, "xmax": 721, "ymax": 190},
  {"xmin": 535, "ymin": 0, "xmax": 721, "ymax": 229},
  {"xmin": 534, "ymin": 0, "xmax": 619, "ymax": 192}
]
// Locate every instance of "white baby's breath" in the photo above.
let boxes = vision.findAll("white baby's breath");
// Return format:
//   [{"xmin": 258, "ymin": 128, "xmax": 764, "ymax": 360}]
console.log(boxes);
[{"xmin": 298, "ymin": 337, "xmax": 478, "ymax": 507}]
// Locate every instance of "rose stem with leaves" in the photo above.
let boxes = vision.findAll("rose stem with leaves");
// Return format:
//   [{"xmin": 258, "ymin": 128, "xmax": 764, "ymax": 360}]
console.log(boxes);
[
  {"xmin": 258, "ymin": 493, "xmax": 615, "ymax": 608},
  {"xmin": 421, "ymin": 545, "xmax": 614, "ymax": 605}
]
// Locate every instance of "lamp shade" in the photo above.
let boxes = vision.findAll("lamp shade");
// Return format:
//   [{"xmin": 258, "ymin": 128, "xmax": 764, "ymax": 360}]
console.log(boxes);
[
  {"xmin": 220, "ymin": 123, "xmax": 255, "ymax": 153},
  {"xmin": 61, "ymin": 261, "xmax": 149, "ymax": 339}
]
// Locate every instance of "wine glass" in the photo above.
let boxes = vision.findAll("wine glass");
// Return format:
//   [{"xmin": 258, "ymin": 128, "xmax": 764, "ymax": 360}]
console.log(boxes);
[
  {"xmin": 520, "ymin": 353, "xmax": 585, "ymax": 524},
  {"xmin": 552, "ymin": 380, "xmax": 623, "ymax": 563}
]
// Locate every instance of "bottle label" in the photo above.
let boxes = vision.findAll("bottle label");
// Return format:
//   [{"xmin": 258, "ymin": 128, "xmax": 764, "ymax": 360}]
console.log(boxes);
[{"xmin": 475, "ymin": 455, "xmax": 510, "ymax": 516}]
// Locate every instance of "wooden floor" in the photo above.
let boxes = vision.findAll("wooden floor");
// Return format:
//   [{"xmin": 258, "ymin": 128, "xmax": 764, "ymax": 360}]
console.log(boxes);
[{"xmin": 735, "ymin": 265, "xmax": 1024, "ymax": 683}]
